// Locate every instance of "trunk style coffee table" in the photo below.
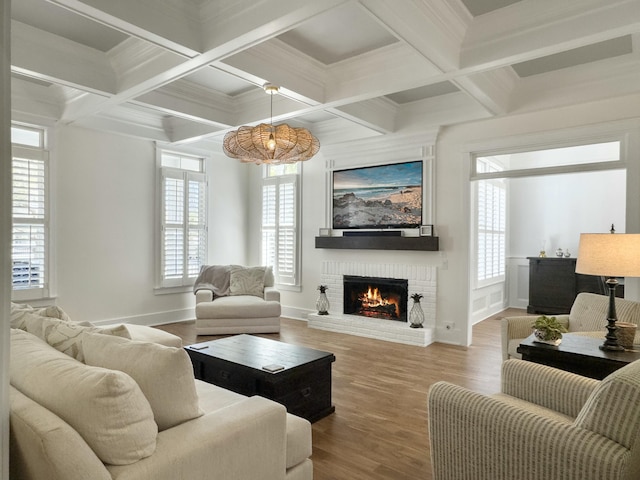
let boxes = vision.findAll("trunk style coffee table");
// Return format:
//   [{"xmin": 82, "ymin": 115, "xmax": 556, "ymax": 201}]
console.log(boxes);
[{"xmin": 185, "ymin": 334, "xmax": 335, "ymax": 422}]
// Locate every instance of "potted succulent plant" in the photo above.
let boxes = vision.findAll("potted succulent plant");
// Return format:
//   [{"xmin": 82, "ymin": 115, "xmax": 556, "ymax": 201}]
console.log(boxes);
[{"xmin": 532, "ymin": 315, "xmax": 568, "ymax": 345}]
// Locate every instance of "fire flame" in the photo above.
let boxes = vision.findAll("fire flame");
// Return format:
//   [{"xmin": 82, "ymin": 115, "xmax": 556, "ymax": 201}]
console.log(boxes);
[{"xmin": 358, "ymin": 286, "xmax": 399, "ymax": 317}]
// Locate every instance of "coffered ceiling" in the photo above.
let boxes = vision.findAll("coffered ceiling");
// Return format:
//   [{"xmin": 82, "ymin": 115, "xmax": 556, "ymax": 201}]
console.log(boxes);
[{"xmin": 9, "ymin": 0, "xmax": 640, "ymax": 153}]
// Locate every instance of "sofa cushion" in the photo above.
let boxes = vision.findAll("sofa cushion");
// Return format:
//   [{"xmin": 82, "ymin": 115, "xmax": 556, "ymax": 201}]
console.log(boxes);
[
  {"xmin": 83, "ymin": 332, "xmax": 203, "ymax": 431},
  {"xmin": 230, "ymin": 265, "xmax": 267, "ymax": 297},
  {"xmin": 10, "ymin": 329, "xmax": 157, "ymax": 465},
  {"xmin": 10, "ymin": 302, "xmax": 87, "ymax": 329},
  {"xmin": 9, "ymin": 386, "xmax": 111, "ymax": 480},
  {"xmin": 23, "ymin": 314, "xmax": 130, "ymax": 362},
  {"xmin": 196, "ymin": 295, "xmax": 281, "ymax": 319}
]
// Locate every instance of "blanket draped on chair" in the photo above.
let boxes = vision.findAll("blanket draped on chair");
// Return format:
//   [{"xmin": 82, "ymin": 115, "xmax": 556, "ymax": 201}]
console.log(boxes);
[{"xmin": 193, "ymin": 265, "xmax": 230, "ymax": 298}]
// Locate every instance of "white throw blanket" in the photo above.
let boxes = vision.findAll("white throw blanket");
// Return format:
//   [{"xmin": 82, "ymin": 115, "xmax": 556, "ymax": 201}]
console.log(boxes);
[{"xmin": 193, "ymin": 265, "xmax": 231, "ymax": 297}]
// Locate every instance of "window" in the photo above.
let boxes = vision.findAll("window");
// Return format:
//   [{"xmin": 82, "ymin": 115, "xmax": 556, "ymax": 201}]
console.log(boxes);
[
  {"xmin": 11, "ymin": 124, "xmax": 49, "ymax": 300},
  {"xmin": 473, "ymin": 141, "xmax": 621, "ymax": 177},
  {"xmin": 475, "ymin": 158, "xmax": 506, "ymax": 284},
  {"xmin": 262, "ymin": 164, "xmax": 300, "ymax": 287},
  {"xmin": 158, "ymin": 151, "xmax": 207, "ymax": 289}
]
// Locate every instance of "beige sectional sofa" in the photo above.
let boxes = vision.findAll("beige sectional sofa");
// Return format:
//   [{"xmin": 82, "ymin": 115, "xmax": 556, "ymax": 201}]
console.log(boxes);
[
  {"xmin": 501, "ymin": 292, "xmax": 640, "ymax": 360},
  {"xmin": 9, "ymin": 303, "xmax": 312, "ymax": 480}
]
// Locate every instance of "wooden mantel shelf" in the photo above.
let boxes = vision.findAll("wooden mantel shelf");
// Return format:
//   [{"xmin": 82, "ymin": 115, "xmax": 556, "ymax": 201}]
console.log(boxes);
[{"xmin": 314, "ymin": 236, "xmax": 439, "ymax": 251}]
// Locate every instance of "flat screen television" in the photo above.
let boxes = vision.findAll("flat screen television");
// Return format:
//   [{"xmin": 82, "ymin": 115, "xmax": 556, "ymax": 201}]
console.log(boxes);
[{"xmin": 332, "ymin": 160, "xmax": 423, "ymax": 230}]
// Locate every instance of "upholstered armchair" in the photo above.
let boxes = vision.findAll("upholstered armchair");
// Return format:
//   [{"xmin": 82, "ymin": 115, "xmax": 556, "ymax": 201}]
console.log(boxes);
[
  {"xmin": 501, "ymin": 292, "xmax": 640, "ymax": 360},
  {"xmin": 194, "ymin": 265, "xmax": 281, "ymax": 335},
  {"xmin": 428, "ymin": 359, "xmax": 640, "ymax": 480}
]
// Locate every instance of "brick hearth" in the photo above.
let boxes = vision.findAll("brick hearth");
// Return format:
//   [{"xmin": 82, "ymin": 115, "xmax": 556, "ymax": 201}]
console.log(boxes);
[{"xmin": 308, "ymin": 261, "xmax": 436, "ymax": 346}]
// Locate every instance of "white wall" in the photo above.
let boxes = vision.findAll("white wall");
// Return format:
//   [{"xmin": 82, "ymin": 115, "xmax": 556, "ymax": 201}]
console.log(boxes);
[
  {"xmin": 51, "ymin": 125, "xmax": 248, "ymax": 325},
  {"xmin": 1, "ymin": 0, "xmax": 11, "ymax": 476},
  {"xmin": 207, "ymin": 154, "xmax": 251, "ymax": 265},
  {"xmin": 508, "ymin": 170, "xmax": 626, "ymax": 258}
]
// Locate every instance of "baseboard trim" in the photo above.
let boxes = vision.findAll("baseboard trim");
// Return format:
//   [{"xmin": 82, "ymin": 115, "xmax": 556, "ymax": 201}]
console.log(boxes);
[
  {"xmin": 281, "ymin": 305, "xmax": 312, "ymax": 322},
  {"xmin": 92, "ymin": 307, "xmax": 195, "ymax": 327}
]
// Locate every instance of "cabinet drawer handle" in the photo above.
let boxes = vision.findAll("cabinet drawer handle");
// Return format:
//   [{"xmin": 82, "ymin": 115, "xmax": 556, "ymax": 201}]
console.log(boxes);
[
  {"xmin": 301, "ymin": 387, "xmax": 311, "ymax": 398},
  {"xmin": 220, "ymin": 371, "xmax": 230, "ymax": 380}
]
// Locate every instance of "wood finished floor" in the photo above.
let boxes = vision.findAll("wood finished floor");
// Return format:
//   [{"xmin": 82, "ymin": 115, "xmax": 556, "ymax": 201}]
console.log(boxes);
[{"xmin": 156, "ymin": 308, "xmax": 527, "ymax": 480}]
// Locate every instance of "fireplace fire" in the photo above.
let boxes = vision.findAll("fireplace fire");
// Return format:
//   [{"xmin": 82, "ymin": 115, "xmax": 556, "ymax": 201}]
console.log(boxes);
[{"xmin": 343, "ymin": 275, "xmax": 408, "ymax": 322}]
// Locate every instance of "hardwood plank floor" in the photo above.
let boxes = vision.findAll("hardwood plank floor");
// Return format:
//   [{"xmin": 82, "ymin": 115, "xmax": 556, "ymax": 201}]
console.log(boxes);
[{"xmin": 156, "ymin": 308, "xmax": 527, "ymax": 480}]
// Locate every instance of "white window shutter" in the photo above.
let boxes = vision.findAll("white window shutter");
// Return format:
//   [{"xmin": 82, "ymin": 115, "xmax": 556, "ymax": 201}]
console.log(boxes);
[
  {"xmin": 187, "ymin": 174, "xmax": 206, "ymax": 278},
  {"xmin": 277, "ymin": 180, "xmax": 296, "ymax": 285},
  {"xmin": 12, "ymin": 152, "xmax": 47, "ymax": 293},
  {"xmin": 261, "ymin": 175, "xmax": 299, "ymax": 286},
  {"xmin": 262, "ymin": 183, "xmax": 276, "ymax": 268},
  {"xmin": 160, "ymin": 165, "xmax": 207, "ymax": 287},
  {"xmin": 476, "ymin": 173, "xmax": 506, "ymax": 283}
]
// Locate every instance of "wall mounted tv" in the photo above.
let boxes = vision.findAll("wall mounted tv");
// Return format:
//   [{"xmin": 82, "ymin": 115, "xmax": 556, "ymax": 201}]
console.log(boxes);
[{"xmin": 332, "ymin": 160, "xmax": 423, "ymax": 230}]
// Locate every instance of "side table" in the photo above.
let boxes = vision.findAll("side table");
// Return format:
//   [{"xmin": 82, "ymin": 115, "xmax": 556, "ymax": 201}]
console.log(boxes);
[{"xmin": 517, "ymin": 333, "xmax": 640, "ymax": 380}]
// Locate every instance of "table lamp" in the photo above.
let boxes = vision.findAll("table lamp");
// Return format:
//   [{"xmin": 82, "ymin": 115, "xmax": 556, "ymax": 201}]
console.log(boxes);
[{"xmin": 575, "ymin": 233, "xmax": 640, "ymax": 351}]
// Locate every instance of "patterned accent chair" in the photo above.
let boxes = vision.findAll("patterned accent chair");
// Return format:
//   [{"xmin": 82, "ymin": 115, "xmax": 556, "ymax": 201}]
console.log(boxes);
[
  {"xmin": 428, "ymin": 359, "xmax": 640, "ymax": 480},
  {"xmin": 501, "ymin": 292, "xmax": 640, "ymax": 360},
  {"xmin": 194, "ymin": 265, "xmax": 281, "ymax": 335}
]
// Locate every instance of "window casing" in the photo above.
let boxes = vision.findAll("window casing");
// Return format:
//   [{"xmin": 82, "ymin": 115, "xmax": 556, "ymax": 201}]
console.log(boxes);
[
  {"xmin": 475, "ymin": 158, "xmax": 506, "ymax": 285},
  {"xmin": 158, "ymin": 151, "xmax": 207, "ymax": 289},
  {"xmin": 262, "ymin": 164, "xmax": 300, "ymax": 287},
  {"xmin": 11, "ymin": 124, "xmax": 49, "ymax": 300}
]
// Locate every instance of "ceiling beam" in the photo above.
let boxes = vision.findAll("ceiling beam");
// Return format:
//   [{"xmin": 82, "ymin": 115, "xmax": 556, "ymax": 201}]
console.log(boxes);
[
  {"xmin": 461, "ymin": 0, "xmax": 640, "ymax": 71},
  {"xmin": 329, "ymin": 97, "xmax": 397, "ymax": 134},
  {"xmin": 44, "ymin": 0, "xmax": 350, "ymax": 127},
  {"xmin": 359, "ymin": 0, "xmax": 469, "ymax": 73},
  {"xmin": 47, "ymin": 0, "xmax": 202, "ymax": 56},
  {"xmin": 12, "ymin": 21, "xmax": 116, "ymax": 94},
  {"xmin": 452, "ymin": 67, "xmax": 519, "ymax": 116}
]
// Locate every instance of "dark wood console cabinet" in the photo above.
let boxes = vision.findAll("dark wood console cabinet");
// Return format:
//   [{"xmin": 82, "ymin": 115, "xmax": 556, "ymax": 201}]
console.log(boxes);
[{"xmin": 526, "ymin": 257, "xmax": 619, "ymax": 315}]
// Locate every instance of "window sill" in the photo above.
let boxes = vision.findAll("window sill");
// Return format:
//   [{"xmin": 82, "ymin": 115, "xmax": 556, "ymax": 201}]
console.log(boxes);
[{"xmin": 11, "ymin": 290, "xmax": 54, "ymax": 304}]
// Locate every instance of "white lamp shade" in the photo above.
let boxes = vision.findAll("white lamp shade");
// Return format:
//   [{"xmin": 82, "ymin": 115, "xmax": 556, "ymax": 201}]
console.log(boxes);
[{"xmin": 576, "ymin": 233, "xmax": 640, "ymax": 277}]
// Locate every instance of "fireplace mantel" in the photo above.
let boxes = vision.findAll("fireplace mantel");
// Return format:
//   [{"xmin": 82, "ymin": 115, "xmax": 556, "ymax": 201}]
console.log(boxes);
[{"xmin": 315, "ymin": 236, "xmax": 439, "ymax": 251}]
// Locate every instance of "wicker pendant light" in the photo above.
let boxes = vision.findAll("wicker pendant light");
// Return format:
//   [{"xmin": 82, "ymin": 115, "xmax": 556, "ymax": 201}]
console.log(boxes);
[{"xmin": 223, "ymin": 84, "xmax": 320, "ymax": 165}]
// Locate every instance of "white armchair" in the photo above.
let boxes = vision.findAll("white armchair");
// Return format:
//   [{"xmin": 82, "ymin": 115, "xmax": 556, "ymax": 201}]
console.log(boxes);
[
  {"xmin": 428, "ymin": 359, "xmax": 640, "ymax": 480},
  {"xmin": 501, "ymin": 292, "xmax": 640, "ymax": 360},
  {"xmin": 194, "ymin": 265, "xmax": 281, "ymax": 335}
]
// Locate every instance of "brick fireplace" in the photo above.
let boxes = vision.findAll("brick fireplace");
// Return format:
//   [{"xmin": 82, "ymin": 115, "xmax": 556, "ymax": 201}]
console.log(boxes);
[{"xmin": 308, "ymin": 261, "xmax": 436, "ymax": 346}]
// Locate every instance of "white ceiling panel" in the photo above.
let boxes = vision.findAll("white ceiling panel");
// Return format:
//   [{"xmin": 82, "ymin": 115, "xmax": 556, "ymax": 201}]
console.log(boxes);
[
  {"xmin": 277, "ymin": 2, "xmax": 398, "ymax": 65},
  {"xmin": 13, "ymin": 0, "xmax": 128, "ymax": 52}
]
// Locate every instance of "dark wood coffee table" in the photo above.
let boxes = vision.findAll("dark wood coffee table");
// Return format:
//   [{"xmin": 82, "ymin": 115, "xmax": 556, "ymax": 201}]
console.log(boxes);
[
  {"xmin": 517, "ymin": 333, "xmax": 640, "ymax": 380},
  {"xmin": 185, "ymin": 334, "xmax": 335, "ymax": 422}
]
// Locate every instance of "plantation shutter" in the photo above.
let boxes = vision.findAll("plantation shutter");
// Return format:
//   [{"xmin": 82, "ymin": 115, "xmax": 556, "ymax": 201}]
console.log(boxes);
[
  {"xmin": 262, "ymin": 175, "xmax": 298, "ymax": 286},
  {"xmin": 262, "ymin": 183, "xmax": 277, "ymax": 268},
  {"xmin": 12, "ymin": 147, "xmax": 48, "ymax": 293},
  {"xmin": 187, "ymin": 176, "xmax": 207, "ymax": 278},
  {"xmin": 476, "ymin": 177, "xmax": 506, "ymax": 283},
  {"xmin": 277, "ymin": 180, "xmax": 296, "ymax": 285},
  {"xmin": 161, "ymin": 167, "xmax": 206, "ymax": 287}
]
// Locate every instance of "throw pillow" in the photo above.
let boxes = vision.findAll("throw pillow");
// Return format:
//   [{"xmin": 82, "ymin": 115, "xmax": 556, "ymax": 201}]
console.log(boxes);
[
  {"xmin": 229, "ymin": 265, "xmax": 266, "ymax": 297},
  {"xmin": 82, "ymin": 332, "xmax": 204, "ymax": 431},
  {"xmin": 10, "ymin": 329, "xmax": 157, "ymax": 465},
  {"xmin": 11, "ymin": 302, "xmax": 90, "ymax": 329},
  {"xmin": 23, "ymin": 315, "xmax": 130, "ymax": 362}
]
